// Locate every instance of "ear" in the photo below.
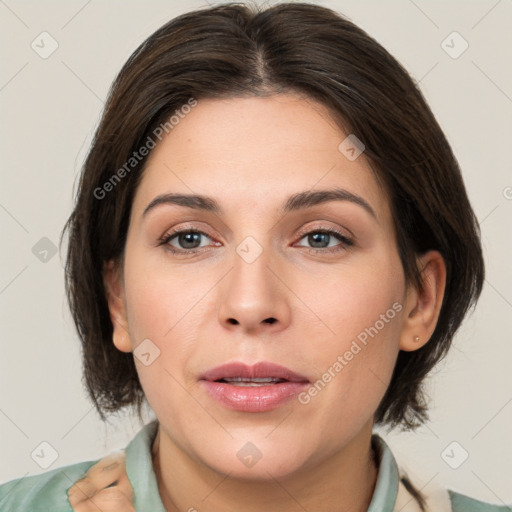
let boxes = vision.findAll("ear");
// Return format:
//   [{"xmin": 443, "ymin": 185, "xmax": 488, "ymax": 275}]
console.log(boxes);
[
  {"xmin": 103, "ymin": 259, "xmax": 132, "ymax": 353},
  {"xmin": 399, "ymin": 250, "xmax": 446, "ymax": 352}
]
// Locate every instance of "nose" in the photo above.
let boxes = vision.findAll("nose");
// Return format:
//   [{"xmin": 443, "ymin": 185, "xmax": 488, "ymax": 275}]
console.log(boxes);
[{"xmin": 217, "ymin": 244, "xmax": 292, "ymax": 335}]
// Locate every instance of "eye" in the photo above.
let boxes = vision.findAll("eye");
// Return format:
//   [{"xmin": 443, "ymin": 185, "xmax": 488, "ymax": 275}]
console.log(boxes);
[
  {"xmin": 157, "ymin": 226, "xmax": 354, "ymax": 256},
  {"xmin": 159, "ymin": 229, "xmax": 215, "ymax": 253},
  {"xmin": 295, "ymin": 228, "xmax": 353, "ymax": 253}
]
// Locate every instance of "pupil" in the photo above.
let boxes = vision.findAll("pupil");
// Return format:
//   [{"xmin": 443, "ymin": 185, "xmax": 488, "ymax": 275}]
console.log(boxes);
[
  {"xmin": 310, "ymin": 233, "xmax": 329, "ymax": 248},
  {"xmin": 177, "ymin": 232, "xmax": 331, "ymax": 250},
  {"xmin": 180, "ymin": 232, "xmax": 200, "ymax": 248}
]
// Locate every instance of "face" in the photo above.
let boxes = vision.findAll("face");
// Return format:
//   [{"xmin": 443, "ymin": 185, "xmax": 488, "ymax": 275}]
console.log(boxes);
[{"xmin": 107, "ymin": 93, "xmax": 414, "ymax": 479}]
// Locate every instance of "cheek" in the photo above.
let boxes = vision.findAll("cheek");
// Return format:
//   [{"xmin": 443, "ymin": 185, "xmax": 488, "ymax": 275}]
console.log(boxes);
[
  {"xmin": 121, "ymin": 249, "xmax": 205, "ymax": 418},
  {"xmin": 296, "ymin": 251, "xmax": 404, "ymax": 407},
  {"xmin": 120, "ymin": 245, "xmax": 211, "ymax": 406},
  {"xmin": 302, "ymin": 251, "xmax": 404, "ymax": 345},
  {"xmin": 122, "ymin": 244, "xmax": 205, "ymax": 342}
]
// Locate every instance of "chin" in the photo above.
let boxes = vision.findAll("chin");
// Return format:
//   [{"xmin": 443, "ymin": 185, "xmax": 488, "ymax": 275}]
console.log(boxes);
[{"xmin": 196, "ymin": 438, "xmax": 312, "ymax": 481}]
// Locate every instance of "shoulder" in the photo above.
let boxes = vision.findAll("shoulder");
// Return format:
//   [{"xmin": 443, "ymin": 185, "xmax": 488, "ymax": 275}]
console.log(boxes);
[
  {"xmin": 448, "ymin": 489, "xmax": 512, "ymax": 512},
  {"xmin": 0, "ymin": 459, "xmax": 97, "ymax": 512},
  {"xmin": 397, "ymin": 473, "xmax": 510, "ymax": 512},
  {"xmin": 0, "ymin": 420, "xmax": 158, "ymax": 512},
  {"xmin": 398, "ymin": 473, "xmax": 511, "ymax": 511},
  {"xmin": 393, "ymin": 453, "xmax": 510, "ymax": 512}
]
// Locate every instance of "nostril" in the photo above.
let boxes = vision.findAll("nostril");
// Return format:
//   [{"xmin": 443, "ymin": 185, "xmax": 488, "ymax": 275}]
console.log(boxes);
[{"xmin": 264, "ymin": 317, "xmax": 277, "ymax": 324}]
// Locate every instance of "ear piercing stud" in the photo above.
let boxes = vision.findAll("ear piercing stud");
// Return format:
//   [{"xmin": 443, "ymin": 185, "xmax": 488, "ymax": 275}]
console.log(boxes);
[{"xmin": 414, "ymin": 336, "xmax": 420, "ymax": 342}]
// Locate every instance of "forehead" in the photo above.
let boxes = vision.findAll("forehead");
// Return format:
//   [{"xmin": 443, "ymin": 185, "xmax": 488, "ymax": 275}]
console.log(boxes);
[{"xmin": 133, "ymin": 94, "xmax": 391, "ymax": 223}]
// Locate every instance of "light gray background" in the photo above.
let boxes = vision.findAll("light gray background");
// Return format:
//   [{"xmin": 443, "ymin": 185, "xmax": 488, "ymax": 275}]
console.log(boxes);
[{"xmin": 1, "ymin": 0, "xmax": 511, "ymax": 505}]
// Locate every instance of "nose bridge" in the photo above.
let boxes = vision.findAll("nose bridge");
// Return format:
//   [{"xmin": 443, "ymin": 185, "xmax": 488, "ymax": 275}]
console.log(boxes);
[{"xmin": 217, "ymin": 234, "xmax": 291, "ymax": 332}]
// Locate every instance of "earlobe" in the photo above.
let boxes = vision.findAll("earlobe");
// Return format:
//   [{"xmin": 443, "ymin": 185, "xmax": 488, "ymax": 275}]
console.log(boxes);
[
  {"xmin": 103, "ymin": 260, "xmax": 132, "ymax": 353},
  {"xmin": 399, "ymin": 250, "xmax": 447, "ymax": 352}
]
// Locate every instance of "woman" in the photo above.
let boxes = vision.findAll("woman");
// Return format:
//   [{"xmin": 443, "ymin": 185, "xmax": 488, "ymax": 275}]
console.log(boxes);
[{"xmin": 0, "ymin": 2, "xmax": 508, "ymax": 511}]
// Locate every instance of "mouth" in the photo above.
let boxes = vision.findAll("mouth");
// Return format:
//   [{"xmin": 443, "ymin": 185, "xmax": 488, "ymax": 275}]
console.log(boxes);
[
  {"xmin": 214, "ymin": 377, "xmax": 288, "ymax": 387},
  {"xmin": 200, "ymin": 361, "xmax": 310, "ymax": 384},
  {"xmin": 199, "ymin": 362, "xmax": 310, "ymax": 412}
]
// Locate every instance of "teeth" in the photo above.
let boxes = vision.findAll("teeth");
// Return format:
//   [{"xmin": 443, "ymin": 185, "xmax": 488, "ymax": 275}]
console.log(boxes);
[
  {"xmin": 224, "ymin": 377, "xmax": 279, "ymax": 382},
  {"xmin": 220, "ymin": 377, "xmax": 284, "ymax": 386},
  {"xmin": 226, "ymin": 382, "xmax": 276, "ymax": 387}
]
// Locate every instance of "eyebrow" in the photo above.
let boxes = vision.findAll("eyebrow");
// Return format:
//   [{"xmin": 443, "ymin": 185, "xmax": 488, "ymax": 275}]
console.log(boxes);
[{"xmin": 142, "ymin": 187, "xmax": 376, "ymax": 219}]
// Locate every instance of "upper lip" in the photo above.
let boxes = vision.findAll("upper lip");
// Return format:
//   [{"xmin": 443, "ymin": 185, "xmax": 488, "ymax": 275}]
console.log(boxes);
[{"xmin": 200, "ymin": 362, "xmax": 310, "ymax": 383}]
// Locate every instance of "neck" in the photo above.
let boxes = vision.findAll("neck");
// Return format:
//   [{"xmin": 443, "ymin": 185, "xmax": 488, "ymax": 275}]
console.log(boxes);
[{"xmin": 152, "ymin": 420, "xmax": 378, "ymax": 512}]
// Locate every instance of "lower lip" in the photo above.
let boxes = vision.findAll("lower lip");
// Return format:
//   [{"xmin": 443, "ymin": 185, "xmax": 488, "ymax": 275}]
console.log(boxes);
[{"xmin": 200, "ymin": 381, "xmax": 309, "ymax": 412}]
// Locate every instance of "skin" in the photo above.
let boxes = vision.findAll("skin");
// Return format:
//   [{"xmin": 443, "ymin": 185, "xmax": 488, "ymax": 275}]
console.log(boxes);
[
  {"xmin": 102, "ymin": 93, "xmax": 446, "ymax": 512},
  {"xmin": 67, "ymin": 452, "xmax": 134, "ymax": 512}
]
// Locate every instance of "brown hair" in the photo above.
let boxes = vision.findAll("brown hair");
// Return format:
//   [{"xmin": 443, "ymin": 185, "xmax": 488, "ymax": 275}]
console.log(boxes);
[{"xmin": 62, "ymin": 1, "xmax": 484, "ymax": 432}]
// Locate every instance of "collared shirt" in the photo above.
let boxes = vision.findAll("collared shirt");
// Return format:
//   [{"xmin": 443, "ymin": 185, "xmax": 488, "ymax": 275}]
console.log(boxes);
[{"xmin": 0, "ymin": 420, "xmax": 509, "ymax": 511}]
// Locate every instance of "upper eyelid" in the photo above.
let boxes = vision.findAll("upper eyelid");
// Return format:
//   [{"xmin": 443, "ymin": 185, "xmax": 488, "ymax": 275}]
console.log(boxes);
[
  {"xmin": 163, "ymin": 226, "xmax": 213, "ymax": 239},
  {"xmin": 163, "ymin": 225, "xmax": 348, "ymax": 237},
  {"xmin": 162, "ymin": 219, "xmax": 352, "ymax": 237},
  {"xmin": 296, "ymin": 224, "xmax": 352, "ymax": 239}
]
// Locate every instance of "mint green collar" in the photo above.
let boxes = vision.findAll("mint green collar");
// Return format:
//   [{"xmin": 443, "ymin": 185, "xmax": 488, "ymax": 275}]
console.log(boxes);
[
  {"xmin": 367, "ymin": 433, "xmax": 400, "ymax": 511},
  {"xmin": 124, "ymin": 420, "xmax": 399, "ymax": 511},
  {"xmin": 125, "ymin": 419, "xmax": 166, "ymax": 512}
]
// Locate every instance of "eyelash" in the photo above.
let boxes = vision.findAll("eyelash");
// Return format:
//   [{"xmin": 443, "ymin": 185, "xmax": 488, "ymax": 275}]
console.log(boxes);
[{"xmin": 157, "ymin": 226, "xmax": 354, "ymax": 256}]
